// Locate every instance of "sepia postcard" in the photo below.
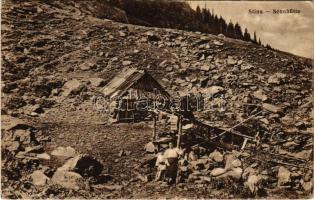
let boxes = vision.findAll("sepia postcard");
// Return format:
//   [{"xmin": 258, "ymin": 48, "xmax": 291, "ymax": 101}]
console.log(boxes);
[{"xmin": 1, "ymin": 0, "xmax": 313, "ymax": 199}]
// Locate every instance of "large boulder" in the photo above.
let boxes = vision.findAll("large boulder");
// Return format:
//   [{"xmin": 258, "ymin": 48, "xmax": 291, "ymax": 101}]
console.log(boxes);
[
  {"xmin": 62, "ymin": 79, "xmax": 84, "ymax": 97},
  {"xmin": 209, "ymin": 150, "xmax": 223, "ymax": 163},
  {"xmin": 245, "ymin": 174, "xmax": 262, "ymax": 194},
  {"xmin": 13, "ymin": 129, "xmax": 34, "ymax": 144},
  {"xmin": 200, "ymin": 65, "xmax": 210, "ymax": 71},
  {"xmin": 224, "ymin": 167, "xmax": 243, "ymax": 180},
  {"xmin": 268, "ymin": 73, "xmax": 287, "ymax": 84},
  {"xmin": 58, "ymin": 154, "xmax": 103, "ymax": 177},
  {"xmin": 210, "ymin": 168, "xmax": 226, "ymax": 177},
  {"xmin": 301, "ymin": 180, "xmax": 313, "ymax": 192},
  {"xmin": 144, "ymin": 142, "xmax": 157, "ymax": 153},
  {"xmin": 214, "ymin": 167, "xmax": 243, "ymax": 180},
  {"xmin": 242, "ymin": 167, "xmax": 257, "ymax": 180},
  {"xmin": 51, "ymin": 146, "xmax": 76, "ymax": 159},
  {"xmin": 253, "ymin": 89, "xmax": 268, "ymax": 102},
  {"xmin": 227, "ymin": 56, "xmax": 237, "ymax": 65},
  {"xmin": 224, "ymin": 154, "xmax": 240, "ymax": 170},
  {"xmin": 89, "ymin": 78, "xmax": 105, "ymax": 87},
  {"xmin": 78, "ymin": 58, "xmax": 97, "ymax": 71},
  {"xmin": 277, "ymin": 166, "xmax": 291, "ymax": 186},
  {"xmin": 122, "ymin": 60, "xmax": 132, "ymax": 66},
  {"xmin": 262, "ymin": 103, "xmax": 283, "ymax": 114},
  {"xmin": 1, "ymin": 115, "xmax": 32, "ymax": 131},
  {"xmin": 3, "ymin": 140, "xmax": 20, "ymax": 153},
  {"xmin": 31, "ymin": 170, "xmax": 50, "ymax": 186},
  {"xmin": 203, "ymin": 86, "xmax": 224, "ymax": 97},
  {"xmin": 51, "ymin": 170, "xmax": 84, "ymax": 191}
]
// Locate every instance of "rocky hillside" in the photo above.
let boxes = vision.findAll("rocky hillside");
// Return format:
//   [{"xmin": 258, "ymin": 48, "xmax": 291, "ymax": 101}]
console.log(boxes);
[
  {"xmin": 1, "ymin": 0, "xmax": 313, "ymax": 199},
  {"xmin": 2, "ymin": 0, "xmax": 312, "ymax": 119},
  {"xmin": 69, "ymin": 0, "xmax": 211, "ymax": 32}
]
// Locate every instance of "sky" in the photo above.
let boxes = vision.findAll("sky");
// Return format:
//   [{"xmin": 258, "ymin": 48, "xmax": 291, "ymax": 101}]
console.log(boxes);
[{"xmin": 188, "ymin": 1, "xmax": 314, "ymax": 59}]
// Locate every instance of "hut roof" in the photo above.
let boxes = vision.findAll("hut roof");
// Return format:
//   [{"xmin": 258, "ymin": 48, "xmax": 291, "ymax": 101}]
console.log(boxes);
[{"xmin": 103, "ymin": 68, "xmax": 170, "ymax": 99}]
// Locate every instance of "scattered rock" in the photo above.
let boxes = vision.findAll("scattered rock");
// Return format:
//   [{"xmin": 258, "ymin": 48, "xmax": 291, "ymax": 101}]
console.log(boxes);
[
  {"xmin": 89, "ymin": 78, "xmax": 105, "ymax": 87},
  {"xmin": 78, "ymin": 59, "xmax": 97, "ymax": 71},
  {"xmin": 146, "ymin": 31, "xmax": 160, "ymax": 41},
  {"xmin": 62, "ymin": 79, "xmax": 84, "ymax": 97},
  {"xmin": 4, "ymin": 141, "xmax": 20, "ymax": 152},
  {"xmin": 224, "ymin": 154, "xmax": 237, "ymax": 170},
  {"xmin": 159, "ymin": 60, "xmax": 167, "ymax": 67},
  {"xmin": 227, "ymin": 56, "xmax": 237, "ymax": 65},
  {"xmin": 31, "ymin": 170, "xmax": 50, "ymax": 186},
  {"xmin": 51, "ymin": 170, "xmax": 84, "ymax": 191},
  {"xmin": 294, "ymin": 150, "xmax": 312, "ymax": 160},
  {"xmin": 144, "ymin": 142, "xmax": 156, "ymax": 153},
  {"xmin": 26, "ymin": 104, "xmax": 44, "ymax": 115},
  {"xmin": 14, "ymin": 129, "xmax": 33, "ymax": 144},
  {"xmin": 262, "ymin": 103, "xmax": 283, "ymax": 114},
  {"xmin": 51, "ymin": 146, "xmax": 76, "ymax": 159},
  {"xmin": 119, "ymin": 31, "xmax": 127, "ymax": 37},
  {"xmin": 209, "ymin": 150, "xmax": 223, "ymax": 163},
  {"xmin": 253, "ymin": 89, "xmax": 268, "ymax": 101},
  {"xmin": 213, "ymin": 40, "xmax": 223, "ymax": 46},
  {"xmin": 136, "ymin": 173, "xmax": 149, "ymax": 183},
  {"xmin": 122, "ymin": 60, "xmax": 132, "ymax": 66},
  {"xmin": 200, "ymin": 65, "xmax": 210, "ymax": 71},
  {"xmin": 301, "ymin": 180, "xmax": 313, "ymax": 192},
  {"xmin": 218, "ymin": 34, "xmax": 225, "ymax": 38},
  {"xmin": 243, "ymin": 167, "xmax": 257, "ymax": 180},
  {"xmin": 58, "ymin": 154, "xmax": 103, "ymax": 177},
  {"xmin": 245, "ymin": 174, "xmax": 262, "ymax": 194},
  {"xmin": 210, "ymin": 168, "xmax": 226, "ymax": 177},
  {"xmin": 203, "ymin": 86, "xmax": 224, "ymax": 96},
  {"xmin": 103, "ymin": 184, "xmax": 123, "ymax": 191},
  {"xmin": 1, "ymin": 115, "xmax": 30, "ymax": 131},
  {"xmin": 241, "ymin": 63, "xmax": 254, "ymax": 70},
  {"xmin": 225, "ymin": 167, "xmax": 243, "ymax": 180},
  {"xmin": 1, "ymin": 1, "xmax": 312, "ymax": 198},
  {"xmin": 277, "ymin": 166, "xmax": 291, "ymax": 186},
  {"xmin": 36, "ymin": 153, "xmax": 51, "ymax": 160},
  {"xmin": 268, "ymin": 73, "xmax": 287, "ymax": 84},
  {"xmin": 25, "ymin": 145, "xmax": 44, "ymax": 154}
]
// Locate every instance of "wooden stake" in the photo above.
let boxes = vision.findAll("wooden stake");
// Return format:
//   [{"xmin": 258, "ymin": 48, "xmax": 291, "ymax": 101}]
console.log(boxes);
[
  {"xmin": 153, "ymin": 113, "xmax": 156, "ymax": 140},
  {"xmin": 207, "ymin": 128, "xmax": 211, "ymax": 142},
  {"xmin": 241, "ymin": 138, "xmax": 248, "ymax": 150},
  {"xmin": 177, "ymin": 116, "xmax": 182, "ymax": 148}
]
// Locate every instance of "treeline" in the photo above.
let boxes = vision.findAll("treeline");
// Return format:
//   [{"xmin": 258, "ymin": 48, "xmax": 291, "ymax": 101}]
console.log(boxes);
[
  {"xmin": 195, "ymin": 6, "xmax": 272, "ymax": 48},
  {"xmin": 84, "ymin": 0, "xmax": 272, "ymax": 48}
]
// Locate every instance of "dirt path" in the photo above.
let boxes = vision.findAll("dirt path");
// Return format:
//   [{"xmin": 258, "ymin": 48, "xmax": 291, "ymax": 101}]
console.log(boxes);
[{"xmin": 37, "ymin": 108, "xmax": 153, "ymax": 180}]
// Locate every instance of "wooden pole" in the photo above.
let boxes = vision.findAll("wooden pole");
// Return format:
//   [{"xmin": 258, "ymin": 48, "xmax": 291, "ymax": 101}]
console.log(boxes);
[
  {"xmin": 177, "ymin": 116, "xmax": 182, "ymax": 148},
  {"xmin": 152, "ymin": 113, "xmax": 156, "ymax": 140},
  {"xmin": 241, "ymin": 138, "xmax": 248, "ymax": 150},
  {"xmin": 207, "ymin": 128, "xmax": 211, "ymax": 142}
]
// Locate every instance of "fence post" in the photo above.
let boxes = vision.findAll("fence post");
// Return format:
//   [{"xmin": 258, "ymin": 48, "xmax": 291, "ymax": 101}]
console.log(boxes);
[
  {"xmin": 152, "ymin": 113, "xmax": 157, "ymax": 140},
  {"xmin": 177, "ymin": 115, "xmax": 182, "ymax": 148}
]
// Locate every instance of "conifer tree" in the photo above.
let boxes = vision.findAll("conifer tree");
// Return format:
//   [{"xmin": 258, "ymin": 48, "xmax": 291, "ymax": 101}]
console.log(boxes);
[
  {"xmin": 196, "ymin": 5, "xmax": 202, "ymax": 20},
  {"xmin": 218, "ymin": 16, "xmax": 227, "ymax": 35},
  {"xmin": 226, "ymin": 20, "xmax": 235, "ymax": 38},
  {"xmin": 243, "ymin": 28, "xmax": 251, "ymax": 41},
  {"xmin": 234, "ymin": 22, "xmax": 243, "ymax": 39},
  {"xmin": 253, "ymin": 31, "xmax": 258, "ymax": 44}
]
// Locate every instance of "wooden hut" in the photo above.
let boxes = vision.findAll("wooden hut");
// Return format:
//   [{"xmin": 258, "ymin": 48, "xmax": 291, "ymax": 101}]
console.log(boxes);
[{"xmin": 103, "ymin": 68, "xmax": 170, "ymax": 121}]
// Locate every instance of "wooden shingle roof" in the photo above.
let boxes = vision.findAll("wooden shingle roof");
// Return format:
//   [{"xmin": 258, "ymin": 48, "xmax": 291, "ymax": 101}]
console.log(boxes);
[{"xmin": 102, "ymin": 68, "xmax": 170, "ymax": 99}]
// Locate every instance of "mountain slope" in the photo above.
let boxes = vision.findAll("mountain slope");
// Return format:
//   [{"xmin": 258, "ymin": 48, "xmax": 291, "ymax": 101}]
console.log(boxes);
[
  {"xmin": 1, "ymin": 1, "xmax": 313, "ymax": 199},
  {"xmin": 2, "ymin": 1, "xmax": 311, "ymax": 110}
]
